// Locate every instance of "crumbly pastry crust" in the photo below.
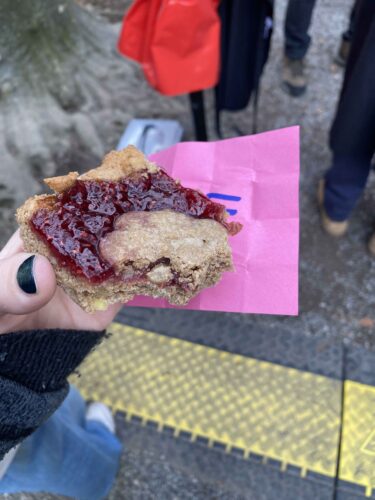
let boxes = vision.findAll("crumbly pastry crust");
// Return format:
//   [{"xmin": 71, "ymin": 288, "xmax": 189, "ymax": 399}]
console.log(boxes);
[{"xmin": 17, "ymin": 146, "xmax": 234, "ymax": 313}]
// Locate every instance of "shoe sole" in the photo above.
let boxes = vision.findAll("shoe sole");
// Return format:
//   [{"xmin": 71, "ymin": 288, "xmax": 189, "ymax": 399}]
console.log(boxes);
[{"xmin": 282, "ymin": 81, "xmax": 306, "ymax": 97}]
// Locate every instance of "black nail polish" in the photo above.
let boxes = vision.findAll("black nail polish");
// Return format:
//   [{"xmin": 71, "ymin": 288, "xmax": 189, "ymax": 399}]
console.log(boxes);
[{"xmin": 17, "ymin": 256, "xmax": 37, "ymax": 294}]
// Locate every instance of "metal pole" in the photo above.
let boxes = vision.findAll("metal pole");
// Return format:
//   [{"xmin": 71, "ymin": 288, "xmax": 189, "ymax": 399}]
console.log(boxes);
[{"xmin": 189, "ymin": 91, "xmax": 208, "ymax": 141}]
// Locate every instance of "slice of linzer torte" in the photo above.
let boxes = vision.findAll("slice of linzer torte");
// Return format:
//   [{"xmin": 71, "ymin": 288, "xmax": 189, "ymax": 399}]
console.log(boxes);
[{"xmin": 17, "ymin": 146, "xmax": 242, "ymax": 312}]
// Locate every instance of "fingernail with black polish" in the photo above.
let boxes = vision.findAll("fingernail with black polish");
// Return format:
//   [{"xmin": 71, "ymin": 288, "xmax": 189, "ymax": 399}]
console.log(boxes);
[{"xmin": 17, "ymin": 256, "xmax": 37, "ymax": 294}]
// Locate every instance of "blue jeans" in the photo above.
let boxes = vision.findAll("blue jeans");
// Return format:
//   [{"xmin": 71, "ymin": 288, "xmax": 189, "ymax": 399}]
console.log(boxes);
[{"xmin": 0, "ymin": 386, "xmax": 122, "ymax": 500}]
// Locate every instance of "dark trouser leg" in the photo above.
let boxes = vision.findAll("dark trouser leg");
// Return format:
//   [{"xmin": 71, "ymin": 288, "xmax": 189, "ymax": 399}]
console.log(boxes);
[
  {"xmin": 284, "ymin": 0, "xmax": 317, "ymax": 59},
  {"xmin": 343, "ymin": 0, "xmax": 359, "ymax": 42},
  {"xmin": 326, "ymin": 0, "xmax": 375, "ymax": 221}
]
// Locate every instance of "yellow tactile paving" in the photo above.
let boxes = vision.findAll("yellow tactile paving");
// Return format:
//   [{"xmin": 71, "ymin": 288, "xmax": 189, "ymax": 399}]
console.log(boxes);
[
  {"xmin": 71, "ymin": 323, "xmax": 342, "ymax": 478},
  {"xmin": 339, "ymin": 380, "xmax": 375, "ymax": 497}
]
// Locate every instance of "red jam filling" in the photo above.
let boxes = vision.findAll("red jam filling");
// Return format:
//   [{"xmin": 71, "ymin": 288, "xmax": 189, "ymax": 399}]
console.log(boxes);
[{"xmin": 31, "ymin": 169, "xmax": 241, "ymax": 283}]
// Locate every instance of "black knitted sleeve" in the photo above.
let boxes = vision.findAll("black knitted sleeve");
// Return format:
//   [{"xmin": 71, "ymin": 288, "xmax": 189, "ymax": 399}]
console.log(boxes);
[{"xmin": 0, "ymin": 328, "xmax": 105, "ymax": 458}]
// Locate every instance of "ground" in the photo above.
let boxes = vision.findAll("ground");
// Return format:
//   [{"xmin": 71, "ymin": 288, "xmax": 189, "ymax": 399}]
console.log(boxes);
[{"xmin": 1, "ymin": 0, "xmax": 375, "ymax": 498}]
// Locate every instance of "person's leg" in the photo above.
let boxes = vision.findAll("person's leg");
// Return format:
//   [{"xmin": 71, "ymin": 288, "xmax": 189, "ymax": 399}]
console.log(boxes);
[
  {"xmin": 284, "ymin": 0, "xmax": 317, "ymax": 60},
  {"xmin": 283, "ymin": 0, "xmax": 317, "ymax": 96},
  {"xmin": 322, "ymin": 1, "xmax": 375, "ymax": 232},
  {"xmin": 0, "ymin": 386, "xmax": 122, "ymax": 500}
]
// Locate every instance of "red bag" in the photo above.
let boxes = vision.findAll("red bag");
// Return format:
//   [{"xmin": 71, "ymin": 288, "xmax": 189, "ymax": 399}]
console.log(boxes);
[{"xmin": 118, "ymin": 0, "xmax": 220, "ymax": 96}]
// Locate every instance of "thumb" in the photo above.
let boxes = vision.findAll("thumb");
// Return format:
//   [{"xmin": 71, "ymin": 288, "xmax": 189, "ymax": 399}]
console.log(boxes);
[{"xmin": 0, "ymin": 253, "xmax": 56, "ymax": 315}]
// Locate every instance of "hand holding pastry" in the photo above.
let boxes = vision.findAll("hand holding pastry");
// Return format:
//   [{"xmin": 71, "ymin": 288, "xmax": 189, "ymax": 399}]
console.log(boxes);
[
  {"xmin": 0, "ymin": 231, "xmax": 121, "ymax": 334},
  {"xmin": 17, "ymin": 147, "xmax": 242, "ymax": 313}
]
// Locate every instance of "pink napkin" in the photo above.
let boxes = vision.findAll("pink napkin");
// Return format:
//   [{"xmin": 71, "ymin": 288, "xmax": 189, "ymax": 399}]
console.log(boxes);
[{"xmin": 127, "ymin": 126, "xmax": 300, "ymax": 315}]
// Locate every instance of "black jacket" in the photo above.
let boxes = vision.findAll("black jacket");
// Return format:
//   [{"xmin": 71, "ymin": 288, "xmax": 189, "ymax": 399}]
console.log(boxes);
[{"xmin": 0, "ymin": 328, "xmax": 105, "ymax": 458}]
